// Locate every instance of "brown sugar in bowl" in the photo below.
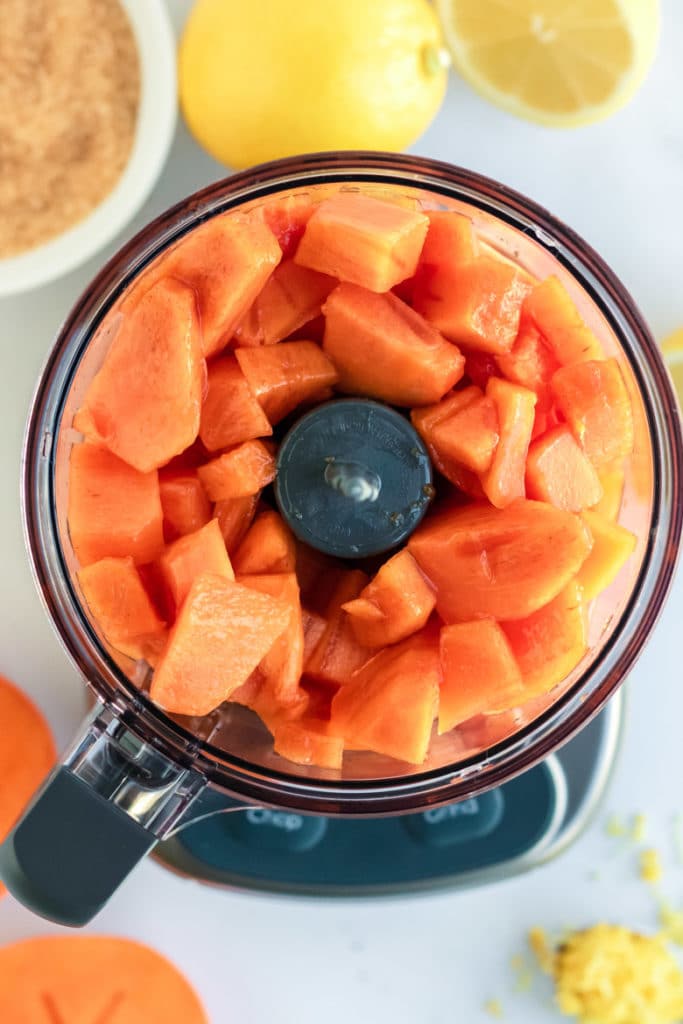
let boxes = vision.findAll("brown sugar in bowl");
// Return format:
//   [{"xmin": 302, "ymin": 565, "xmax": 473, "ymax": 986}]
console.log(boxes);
[{"xmin": 0, "ymin": 0, "xmax": 177, "ymax": 297}]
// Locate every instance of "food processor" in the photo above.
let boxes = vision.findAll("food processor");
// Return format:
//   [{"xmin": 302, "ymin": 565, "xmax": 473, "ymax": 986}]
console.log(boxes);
[{"xmin": 1, "ymin": 153, "xmax": 680, "ymax": 925}]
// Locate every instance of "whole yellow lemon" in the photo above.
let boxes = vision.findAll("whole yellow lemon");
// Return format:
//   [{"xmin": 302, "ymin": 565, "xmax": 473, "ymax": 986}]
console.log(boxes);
[{"xmin": 179, "ymin": 0, "xmax": 448, "ymax": 170}]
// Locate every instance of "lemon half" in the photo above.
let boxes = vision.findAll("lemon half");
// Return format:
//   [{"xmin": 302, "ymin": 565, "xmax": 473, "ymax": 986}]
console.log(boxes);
[
  {"xmin": 437, "ymin": 0, "xmax": 660, "ymax": 127},
  {"xmin": 661, "ymin": 328, "xmax": 683, "ymax": 409}
]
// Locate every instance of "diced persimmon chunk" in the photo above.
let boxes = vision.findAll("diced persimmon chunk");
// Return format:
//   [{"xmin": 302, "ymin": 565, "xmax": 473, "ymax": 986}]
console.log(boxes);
[
  {"xmin": 238, "ymin": 572, "xmax": 304, "ymax": 705},
  {"xmin": 322, "ymin": 283, "xmax": 464, "ymax": 406},
  {"xmin": 295, "ymin": 192, "xmax": 429, "ymax": 292},
  {"xmin": 551, "ymin": 358, "xmax": 634, "ymax": 468},
  {"xmin": 68, "ymin": 444, "xmax": 164, "ymax": 567},
  {"xmin": 158, "ymin": 212, "xmax": 281, "ymax": 357},
  {"xmin": 415, "ymin": 254, "xmax": 530, "ymax": 355},
  {"xmin": 342, "ymin": 550, "xmax": 435, "ymax": 648},
  {"xmin": 482, "ymin": 378, "xmax": 537, "ymax": 508},
  {"xmin": 158, "ymin": 519, "xmax": 233, "ymax": 614},
  {"xmin": 501, "ymin": 581, "xmax": 588, "ymax": 698},
  {"xmin": 159, "ymin": 471, "xmax": 211, "ymax": 542},
  {"xmin": 329, "ymin": 630, "xmax": 441, "ymax": 765},
  {"xmin": 199, "ymin": 356, "xmax": 272, "ymax": 452},
  {"xmin": 439, "ymin": 620, "xmax": 524, "ymax": 733},
  {"xmin": 577, "ymin": 510, "xmax": 637, "ymax": 600},
  {"xmin": 305, "ymin": 570, "xmax": 371, "ymax": 686},
  {"xmin": 526, "ymin": 426, "xmax": 603, "ymax": 512},
  {"xmin": 76, "ymin": 278, "xmax": 204, "ymax": 472},
  {"xmin": 523, "ymin": 276, "xmax": 604, "ymax": 365},
  {"xmin": 430, "ymin": 395, "xmax": 499, "ymax": 474},
  {"xmin": 259, "ymin": 194, "xmax": 317, "ymax": 258},
  {"xmin": 496, "ymin": 319, "xmax": 560, "ymax": 392},
  {"xmin": 272, "ymin": 720, "xmax": 344, "ymax": 770},
  {"xmin": 589, "ymin": 464, "xmax": 625, "ymax": 521},
  {"xmin": 232, "ymin": 510, "xmax": 296, "ymax": 575},
  {"xmin": 235, "ymin": 341, "xmax": 338, "ymax": 424},
  {"xmin": 410, "ymin": 387, "xmax": 486, "ymax": 491},
  {"xmin": 78, "ymin": 556, "xmax": 166, "ymax": 660},
  {"xmin": 198, "ymin": 441, "xmax": 276, "ymax": 501},
  {"xmin": 150, "ymin": 573, "xmax": 291, "ymax": 717},
  {"xmin": 234, "ymin": 260, "xmax": 336, "ymax": 347},
  {"xmin": 214, "ymin": 494, "xmax": 260, "ymax": 553}
]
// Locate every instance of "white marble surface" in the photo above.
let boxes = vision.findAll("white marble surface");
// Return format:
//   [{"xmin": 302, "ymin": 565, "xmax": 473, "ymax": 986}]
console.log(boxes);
[{"xmin": 0, "ymin": 2, "xmax": 682, "ymax": 1021}]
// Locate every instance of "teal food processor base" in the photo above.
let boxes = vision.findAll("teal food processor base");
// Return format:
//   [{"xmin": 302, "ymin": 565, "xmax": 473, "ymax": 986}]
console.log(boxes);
[{"xmin": 154, "ymin": 693, "xmax": 623, "ymax": 896}]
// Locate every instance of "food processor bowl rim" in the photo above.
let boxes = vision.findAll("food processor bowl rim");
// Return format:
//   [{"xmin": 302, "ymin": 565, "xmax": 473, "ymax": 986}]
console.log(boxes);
[{"xmin": 21, "ymin": 151, "xmax": 683, "ymax": 814}]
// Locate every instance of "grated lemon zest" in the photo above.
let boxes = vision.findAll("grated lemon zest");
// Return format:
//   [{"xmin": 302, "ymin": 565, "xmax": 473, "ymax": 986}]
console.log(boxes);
[{"xmin": 552, "ymin": 924, "xmax": 683, "ymax": 1024}]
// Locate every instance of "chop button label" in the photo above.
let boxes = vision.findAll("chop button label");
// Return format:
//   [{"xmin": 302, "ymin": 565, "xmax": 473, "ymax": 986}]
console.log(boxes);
[
  {"xmin": 226, "ymin": 807, "xmax": 328, "ymax": 852},
  {"xmin": 245, "ymin": 808, "xmax": 304, "ymax": 832}
]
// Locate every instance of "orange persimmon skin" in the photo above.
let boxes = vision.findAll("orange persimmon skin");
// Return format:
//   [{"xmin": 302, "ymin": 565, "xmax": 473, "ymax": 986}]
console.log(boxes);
[
  {"xmin": 0, "ymin": 936, "xmax": 207, "ymax": 1022},
  {"xmin": 409, "ymin": 499, "xmax": 592, "ymax": 623},
  {"xmin": 0, "ymin": 677, "xmax": 56, "ymax": 897}
]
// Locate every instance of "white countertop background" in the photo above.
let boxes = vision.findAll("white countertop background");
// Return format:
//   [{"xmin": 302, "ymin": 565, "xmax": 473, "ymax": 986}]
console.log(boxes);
[{"xmin": 1, "ymin": 2, "xmax": 682, "ymax": 1021}]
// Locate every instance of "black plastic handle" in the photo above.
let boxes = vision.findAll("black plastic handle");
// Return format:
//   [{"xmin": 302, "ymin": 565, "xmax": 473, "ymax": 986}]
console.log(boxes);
[{"xmin": 0, "ymin": 767, "xmax": 156, "ymax": 926}]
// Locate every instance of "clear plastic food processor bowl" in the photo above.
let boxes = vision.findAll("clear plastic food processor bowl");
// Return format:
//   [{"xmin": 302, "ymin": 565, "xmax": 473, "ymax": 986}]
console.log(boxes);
[{"xmin": 2, "ymin": 153, "xmax": 680, "ymax": 925}]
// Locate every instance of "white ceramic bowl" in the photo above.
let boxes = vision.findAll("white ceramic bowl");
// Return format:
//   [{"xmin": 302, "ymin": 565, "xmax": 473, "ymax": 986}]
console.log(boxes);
[{"xmin": 0, "ymin": 0, "xmax": 177, "ymax": 297}]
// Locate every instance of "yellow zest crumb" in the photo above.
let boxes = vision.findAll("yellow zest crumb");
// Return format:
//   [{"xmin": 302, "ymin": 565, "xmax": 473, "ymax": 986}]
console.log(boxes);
[
  {"xmin": 552, "ymin": 924, "xmax": 683, "ymax": 1024},
  {"xmin": 631, "ymin": 813, "xmax": 647, "ymax": 843},
  {"xmin": 659, "ymin": 902, "xmax": 683, "ymax": 947},
  {"xmin": 528, "ymin": 926, "xmax": 554, "ymax": 974},
  {"xmin": 640, "ymin": 848, "xmax": 663, "ymax": 884},
  {"xmin": 483, "ymin": 998, "xmax": 504, "ymax": 1018},
  {"xmin": 510, "ymin": 950, "xmax": 534, "ymax": 992},
  {"xmin": 606, "ymin": 814, "xmax": 626, "ymax": 838},
  {"xmin": 513, "ymin": 968, "xmax": 533, "ymax": 993}
]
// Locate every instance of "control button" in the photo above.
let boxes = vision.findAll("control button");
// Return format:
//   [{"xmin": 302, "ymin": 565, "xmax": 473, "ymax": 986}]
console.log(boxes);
[
  {"xmin": 403, "ymin": 790, "xmax": 505, "ymax": 847},
  {"xmin": 224, "ymin": 807, "xmax": 327, "ymax": 852}
]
